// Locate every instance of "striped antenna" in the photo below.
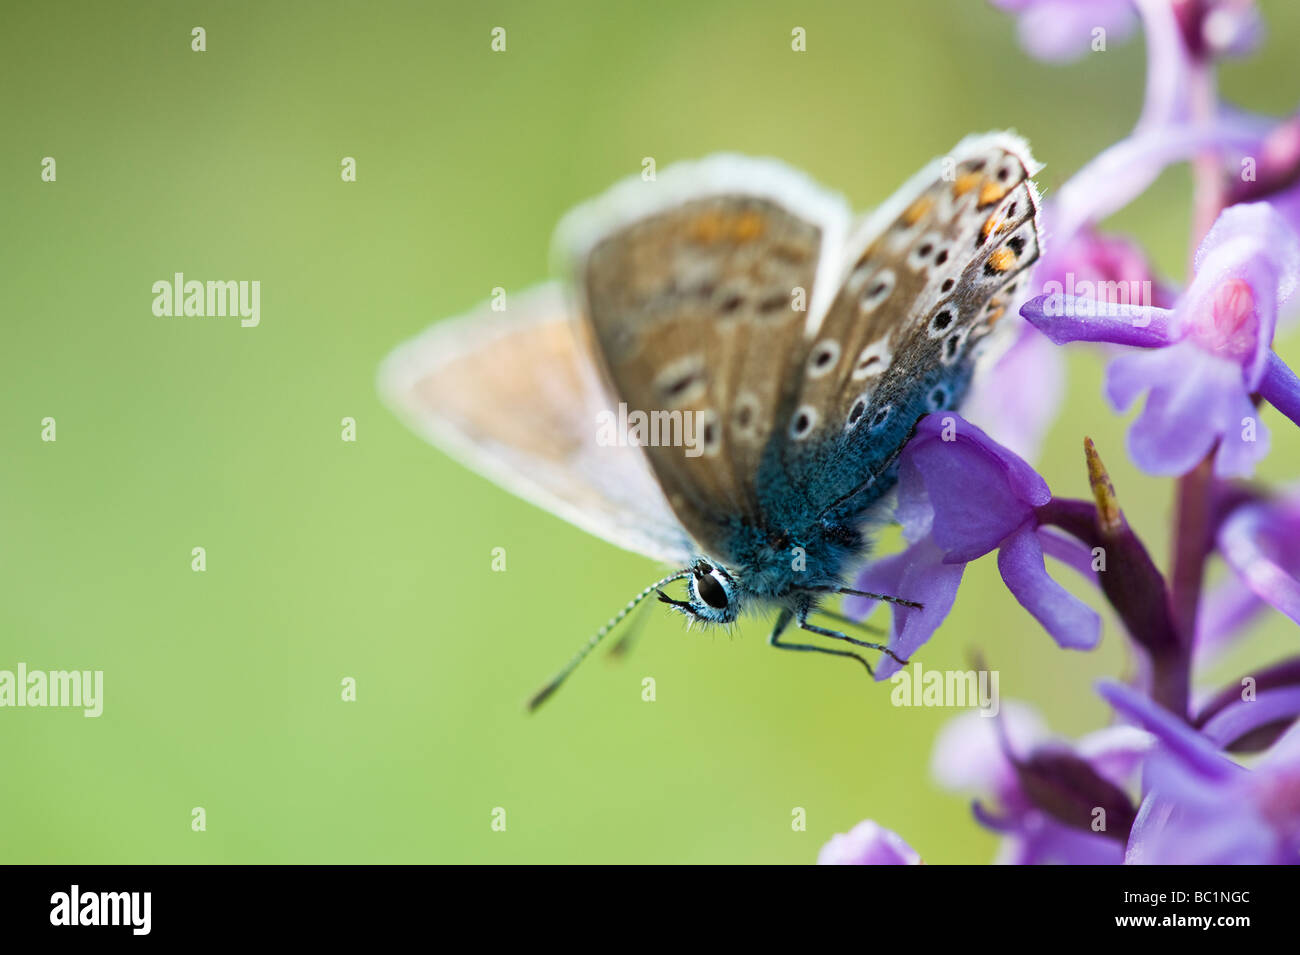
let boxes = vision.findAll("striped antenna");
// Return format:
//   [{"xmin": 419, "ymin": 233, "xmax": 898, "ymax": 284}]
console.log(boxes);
[{"xmin": 526, "ymin": 569, "xmax": 693, "ymax": 711}]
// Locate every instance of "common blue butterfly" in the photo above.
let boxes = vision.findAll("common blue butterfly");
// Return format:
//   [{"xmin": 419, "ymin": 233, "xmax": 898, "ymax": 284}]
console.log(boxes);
[{"xmin": 380, "ymin": 132, "xmax": 1042, "ymax": 707}]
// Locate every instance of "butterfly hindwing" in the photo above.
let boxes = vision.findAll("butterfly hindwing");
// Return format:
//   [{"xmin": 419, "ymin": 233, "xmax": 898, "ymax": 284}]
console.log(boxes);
[
  {"xmin": 378, "ymin": 283, "xmax": 697, "ymax": 566},
  {"xmin": 774, "ymin": 133, "xmax": 1044, "ymax": 518},
  {"xmin": 559, "ymin": 156, "xmax": 851, "ymax": 561}
]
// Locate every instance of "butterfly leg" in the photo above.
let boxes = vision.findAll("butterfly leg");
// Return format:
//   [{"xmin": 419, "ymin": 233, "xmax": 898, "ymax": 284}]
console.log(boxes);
[
  {"xmin": 767, "ymin": 609, "xmax": 875, "ymax": 676},
  {"xmin": 832, "ymin": 587, "xmax": 922, "ymax": 610},
  {"xmin": 809, "ymin": 609, "xmax": 910, "ymax": 667},
  {"xmin": 795, "ymin": 615, "xmax": 909, "ymax": 670},
  {"xmin": 812, "ymin": 607, "xmax": 885, "ymax": 635}
]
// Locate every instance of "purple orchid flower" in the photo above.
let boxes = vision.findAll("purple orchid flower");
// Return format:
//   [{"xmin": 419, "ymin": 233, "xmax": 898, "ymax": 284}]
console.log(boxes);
[
  {"xmin": 932, "ymin": 702, "xmax": 1152, "ymax": 864},
  {"xmin": 1217, "ymin": 491, "xmax": 1300, "ymax": 624},
  {"xmin": 817, "ymin": 819, "xmax": 922, "ymax": 865},
  {"xmin": 847, "ymin": 414, "xmax": 1100, "ymax": 678},
  {"xmin": 962, "ymin": 321, "xmax": 1065, "ymax": 464},
  {"xmin": 1021, "ymin": 202, "xmax": 1300, "ymax": 478},
  {"xmin": 1196, "ymin": 486, "xmax": 1300, "ymax": 663},
  {"xmin": 1101, "ymin": 680, "xmax": 1300, "ymax": 864},
  {"xmin": 990, "ymin": 0, "xmax": 1138, "ymax": 63},
  {"xmin": 1172, "ymin": 0, "xmax": 1263, "ymax": 62},
  {"xmin": 1034, "ymin": 226, "xmax": 1178, "ymax": 315},
  {"xmin": 975, "ymin": 4, "xmax": 1269, "ymax": 468},
  {"xmin": 1226, "ymin": 110, "xmax": 1300, "ymax": 242}
]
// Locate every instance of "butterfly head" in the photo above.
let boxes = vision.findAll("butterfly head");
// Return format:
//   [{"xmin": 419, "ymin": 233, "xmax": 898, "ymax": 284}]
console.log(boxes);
[{"xmin": 658, "ymin": 559, "xmax": 742, "ymax": 625}]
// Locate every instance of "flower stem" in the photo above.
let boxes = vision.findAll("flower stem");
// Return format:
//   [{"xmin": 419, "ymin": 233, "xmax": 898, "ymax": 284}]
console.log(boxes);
[
  {"xmin": 1188, "ymin": 59, "xmax": 1223, "ymax": 251},
  {"xmin": 1037, "ymin": 437, "xmax": 1190, "ymax": 720},
  {"xmin": 1169, "ymin": 454, "xmax": 1214, "ymax": 663},
  {"xmin": 1161, "ymin": 46, "xmax": 1223, "ymax": 716}
]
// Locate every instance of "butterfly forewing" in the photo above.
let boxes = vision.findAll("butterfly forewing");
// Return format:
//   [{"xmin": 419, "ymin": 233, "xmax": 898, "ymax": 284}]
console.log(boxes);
[
  {"xmin": 777, "ymin": 134, "xmax": 1044, "ymax": 515},
  {"xmin": 560, "ymin": 157, "xmax": 851, "ymax": 560}
]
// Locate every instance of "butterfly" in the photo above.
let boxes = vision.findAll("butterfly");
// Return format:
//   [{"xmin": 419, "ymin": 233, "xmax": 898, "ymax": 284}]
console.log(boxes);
[{"xmin": 380, "ymin": 132, "xmax": 1042, "ymax": 708}]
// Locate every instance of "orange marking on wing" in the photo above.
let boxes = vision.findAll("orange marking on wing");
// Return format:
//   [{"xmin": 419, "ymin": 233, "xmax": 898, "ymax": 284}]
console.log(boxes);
[
  {"xmin": 902, "ymin": 197, "xmax": 933, "ymax": 225},
  {"xmin": 978, "ymin": 181, "xmax": 1010, "ymax": 209},
  {"xmin": 981, "ymin": 213, "xmax": 1008, "ymax": 240},
  {"xmin": 987, "ymin": 247, "xmax": 1016, "ymax": 272},
  {"xmin": 689, "ymin": 212, "xmax": 724, "ymax": 243},
  {"xmin": 732, "ymin": 211, "xmax": 766, "ymax": 241},
  {"xmin": 952, "ymin": 172, "xmax": 981, "ymax": 198}
]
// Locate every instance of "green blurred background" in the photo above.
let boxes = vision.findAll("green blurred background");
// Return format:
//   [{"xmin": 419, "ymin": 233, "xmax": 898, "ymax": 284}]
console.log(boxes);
[{"xmin": 3, "ymin": 0, "xmax": 1298, "ymax": 864}]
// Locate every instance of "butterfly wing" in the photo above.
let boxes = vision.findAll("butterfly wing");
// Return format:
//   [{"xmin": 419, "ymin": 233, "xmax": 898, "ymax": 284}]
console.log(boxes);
[
  {"xmin": 558, "ymin": 156, "xmax": 852, "ymax": 561},
  {"xmin": 378, "ymin": 283, "xmax": 696, "ymax": 566},
  {"xmin": 774, "ymin": 132, "xmax": 1044, "ymax": 517}
]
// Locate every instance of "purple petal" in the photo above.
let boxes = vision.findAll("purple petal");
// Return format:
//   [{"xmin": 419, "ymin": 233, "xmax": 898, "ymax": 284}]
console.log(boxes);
[
  {"xmin": 1033, "ymin": 225, "xmax": 1179, "ymax": 314},
  {"xmin": 997, "ymin": 523, "xmax": 1102, "ymax": 650},
  {"xmin": 1134, "ymin": 0, "xmax": 1192, "ymax": 128},
  {"xmin": 1106, "ymin": 342, "xmax": 1263, "ymax": 477},
  {"xmin": 1200, "ymin": 687, "xmax": 1300, "ymax": 750},
  {"xmin": 962, "ymin": 324, "xmax": 1065, "ymax": 463},
  {"xmin": 1211, "ymin": 398, "xmax": 1271, "ymax": 478},
  {"xmin": 850, "ymin": 536, "xmax": 965, "ymax": 681},
  {"xmin": 1050, "ymin": 122, "xmax": 1262, "ymax": 247},
  {"xmin": 1001, "ymin": 0, "xmax": 1138, "ymax": 64},
  {"xmin": 905, "ymin": 415, "xmax": 1049, "ymax": 562},
  {"xmin": 930, "ymin": 701, "xmax": 1048, "ymax": 799},
  {"xmin": 1074, "ymin": 724, "xmax": 1156, "ymax": 788},
  {"xmin": 893, "ymin": 453, "xmax": 934, "ymax": 543},
  {"xmin": 817, "ymin": 819, "xmax": 921, "ymax": 865},
  {"xmin": 1194, "ymin": 0, "xmax": 1264, "ymax": 59},
  {"xmin": 1194, "ymin": 203, "xmax": 1300, "ymax": 302},
  {"xmin": 1004, "ymin": 814, "xmax": 1127, "ymax": 865},
  {"xmin": 1020, "ymin": 294, "xmax": 1176, "ymax": 347},
  {"xmin": 1217, "ymin": 501, "xmax": 1300, "ymax": 623},
  {"xmin": 1124, "ymin": 765, "xmax": 1279, "ymax": 864},
  {"xmin": 1193, "ymin": 574, "xmax": 1266, "ymax": 664},
  {"xmin": 1258, "ymin": 718, "xmax": 1300, "ymax": 773},
  {"xmin": 1187, "ymin": 202, "xmax": 1300, "ymax": 387},
  {"xmin": 1097, "ymin": 680, "xmax": 1239, "ymax": 781},
  {"xmin": 1036, "ymin": 526, "xmax": 1102, "ymax": 588},
  {"xmin": 1260, "ymin": 351, "xmax": 1300, "ymax": 430},
  {"xmin": 972, "ymin": 799, "xmax": 1016, "ymax": 835}
]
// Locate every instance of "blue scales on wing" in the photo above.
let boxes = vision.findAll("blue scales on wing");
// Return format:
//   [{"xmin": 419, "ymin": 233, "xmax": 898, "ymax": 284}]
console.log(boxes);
[{"xmin": 758, "ymin": 134, "xmax": 1044, "ymax": 533}]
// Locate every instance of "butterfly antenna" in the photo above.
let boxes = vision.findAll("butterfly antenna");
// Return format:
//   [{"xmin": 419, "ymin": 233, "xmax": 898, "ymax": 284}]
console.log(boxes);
[
  {"xmin": 606, "ymin": 594, "xmax": 653, "ymax": 659},
  {"xmin": 526, "ymin": 569, "xmax": 692, "ymax": 711}
]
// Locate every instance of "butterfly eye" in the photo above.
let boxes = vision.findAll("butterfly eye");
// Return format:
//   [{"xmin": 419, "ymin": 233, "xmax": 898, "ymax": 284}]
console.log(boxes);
[{"xmin": 695, "ymin": 572, "xmax": 728, "ymax": 610}]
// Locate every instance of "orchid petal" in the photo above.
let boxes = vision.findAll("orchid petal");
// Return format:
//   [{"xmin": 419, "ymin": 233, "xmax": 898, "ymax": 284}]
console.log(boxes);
[{"xmin": 997, "ymin": 522, "xmax": 1101, "ymax": 650}]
